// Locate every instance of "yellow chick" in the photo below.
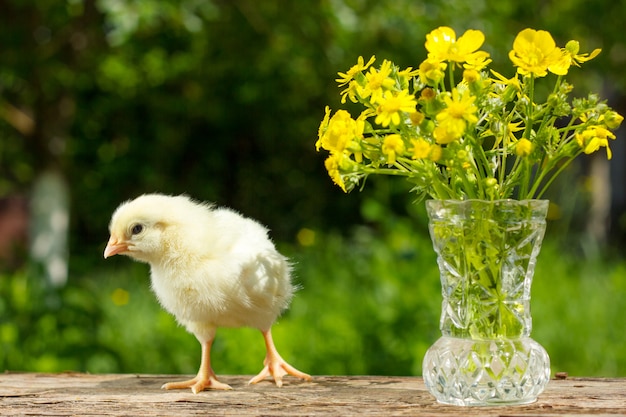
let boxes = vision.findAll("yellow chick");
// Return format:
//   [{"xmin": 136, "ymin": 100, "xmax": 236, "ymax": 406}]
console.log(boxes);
[{"xmin": 104, "ymin": 193, "xmax": 311, "ymax": 393}]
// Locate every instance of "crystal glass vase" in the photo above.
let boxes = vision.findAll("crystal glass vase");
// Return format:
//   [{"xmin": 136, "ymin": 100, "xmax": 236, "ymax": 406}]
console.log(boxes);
[{"xmin": 423, "ymin": 199, "xmax": 551, "ymax": 406}]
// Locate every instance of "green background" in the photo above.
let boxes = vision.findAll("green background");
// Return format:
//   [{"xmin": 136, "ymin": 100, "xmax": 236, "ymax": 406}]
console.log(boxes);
[{"xmin": 1, "ymin": 0, "xmax": 625, "ymax": 378}]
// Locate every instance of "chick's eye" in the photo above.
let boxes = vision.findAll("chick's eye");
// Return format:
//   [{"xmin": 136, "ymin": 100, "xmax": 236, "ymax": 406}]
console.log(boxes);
[{"xmin": 131, "ymin": 224, "xmax": 144, "ymax": 235}]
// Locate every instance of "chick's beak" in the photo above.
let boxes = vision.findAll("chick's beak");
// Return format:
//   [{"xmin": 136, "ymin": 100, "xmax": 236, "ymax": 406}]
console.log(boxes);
[{"xmin": 104, "ymin": 236, "xmax": 128, "ymax": 258}]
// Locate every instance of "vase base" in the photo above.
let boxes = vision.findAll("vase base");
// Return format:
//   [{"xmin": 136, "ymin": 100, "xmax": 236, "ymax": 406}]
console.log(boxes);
[
  {"xmin": 435, "ymin": 396, "xmax": 537, "ymax": 407},
  {"xmin": 423, "ymin": 336, "xmax": 550, "ymax": 406}
]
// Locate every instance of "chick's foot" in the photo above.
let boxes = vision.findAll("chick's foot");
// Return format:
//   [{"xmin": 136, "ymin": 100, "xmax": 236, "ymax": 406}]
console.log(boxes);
[
  {"xmin": 248, "ymin": 356, "xmax": 311, "ymax": 387},
  {"xmin": 248, "ymin": 329, "xmax": 311, "ymax": 387},
  {"xmin": 161, "ymin": 337, "xmax": 232, "ymax": 393},
  {"xmin": 162, "ymin": 374, "xmax": 232, "ymax": 393}
]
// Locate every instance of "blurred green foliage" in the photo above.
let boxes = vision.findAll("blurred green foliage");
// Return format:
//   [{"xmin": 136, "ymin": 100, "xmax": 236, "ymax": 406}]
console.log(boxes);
[
  {"xmin": 2, "ymin": 0, "xmax": 625, "ymax": 266},
  {"xmin": 2, "ymin": 200, "xmax": 625, "ymax": 376},
  {"xmin": 1, "ymin": 0, "xmax": 625, "ymax": 378}
]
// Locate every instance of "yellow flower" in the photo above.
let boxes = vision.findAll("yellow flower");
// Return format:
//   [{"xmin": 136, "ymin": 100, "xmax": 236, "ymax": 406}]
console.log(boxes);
[
  {"xmin": 358, "ymin": 59, "xmax": 395, "ymax": 103},
  {"xmin": 437, "ymin": 87, "xmax": 477, "ymax": 131},
  {"xmin": 429, "ymin": 144, "xmax": 443, "ymax": 162},
  {"xmin": 440, "ymin": 88, "xmax": 478, "ymax": 123},
  {"xmin": 324, "ymin": 154, "xmax": 347, "ymax": 192},
  {"xmin": 317, "ymin": 106, "xmax": 331, "ymax": 148},
  {"xmin": 550, "ymin": 40, "xmax": 601, "ymax": 76},
  {"xmin": 375, "ymin": 89, "xmax": 417, "ymax": 127},
  {"xmin": 316, "ymin": 109, "xmax": 364, "ymax": 153},
  {"xmin": 397, "ymin": 67, "xmax": 420, "ymax": 85},
  {"xmin": 336, "ymin": 55, "xmax": 376, "ymax": 86},
  {"xmin": 508, "ymin": 28, "xmax": 563, "ymax": 77},
  {"xmin": 578, "ymin": 110, "xmax": 624, "ymax": 131},
  {"xmin": 490, "ymin": 70, "xmax": 521, "ymax": 92},
  {"xmin": 576, "ymin": 126, "xmax": 616, "ymax": 160},
  {"xmin": 315, "ymin": 26, "xmax": 622, "ymax": 202},
  {"xmin": 339, "ymin": 80, "xmax": 359, "ymax": 104},
  {"xmin": 425, "ymin": 26, "xmax": 488, "ymax": 67},
  {"xmin": 382, "ymin": 134, "xmax": 405, "ymax": 165},
  {"xmin": 411, "ymin": 141, "xmax": 443, "ymax": 162},
  {"xmin": 410, "ymin": 138, "xmax": 432, "ymax": 159},
  {"xmin": 490, "ymin": 70, "xmax": 522, "ymax": 105},
  {"xmin": 419, "ymin": 58, "xmax": 447, "ymax": 86},
  {"xmin": 432, "ymin": 88, "xmax": 477, "ymax": 144},
  {"xmin": 463, "ymin": 51, "xmax": 492, "ymax": 71},
  {"xmin": 515, "ymin": 138, "xmax": 533, "ymax": 157},
  {"xmin": 433, "ymin": 121, "xmax": 464, "ymax": 144},
  {"xmin": 507, "ymin": 121, "xmax": 525, "ymax": 141}
]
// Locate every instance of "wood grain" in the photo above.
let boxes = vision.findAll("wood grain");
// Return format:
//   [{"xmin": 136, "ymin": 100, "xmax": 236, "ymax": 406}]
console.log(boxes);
[{"xmin": 0, "ymin": 373, "xmax": 625, "ymax": 416}]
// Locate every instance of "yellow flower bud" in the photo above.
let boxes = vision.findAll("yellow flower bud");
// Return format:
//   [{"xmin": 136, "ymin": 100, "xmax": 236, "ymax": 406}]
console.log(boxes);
[
  {"xmin": 463, "ymin": 69, "xmax": 480, "ymax": 83},
  {"xmin": 419, "ymin": 59, "xmax": 446, "ymax": 86},
  {"xmin": 422, "ymin": 119, "xmax": 436, "ymax": 134},
  {"xmin": 420, "ymin": 88, "xmax": 436, "ymax": 101},
  {"xmin": 484, "ymin": 177, "xmax": 498, "ymax": 188},
  {"xmin": 483, "ymin": 177, "xmax": 500, "ymax": 199},
  {"xmin": 501, "ymin": 84, "xmax": 519, "ymax": 104},
  {"xmin": 604, "ymin": 111, "xmax": 624, "ymax": 129},
  {"xmin": 409, "ymin": 111, "xmax": 425, "ymax": 126},
  {"xmin": 565, "ymin": 40, "xmax": 580, "ymax": 55},
  {"xmin": 547, "ymin": 93, "xmax": 560, "ymax": 108},
  {"xmin": 516, "ymin": 138, "xmax": 533, "ymax": 157}
]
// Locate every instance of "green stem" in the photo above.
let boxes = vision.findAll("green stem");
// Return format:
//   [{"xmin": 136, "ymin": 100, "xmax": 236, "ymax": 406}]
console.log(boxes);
[
  {"xmin": 447, "ymin": 64, "xmax": 455, "ymax": 92},
  {"xmin": 530, "ymin": 153, "xmax": 582, "ymax": 199},
  {"xmin": 523, "ymin": 75, "xmax": 535, "ymax": 140},
  {"xmin": 363, "ymin": 166, "xmax": 412, "ymax": 177},
  {"xmin": 519, "ymin": 158, "xmax": 531, "ymax": 198}
]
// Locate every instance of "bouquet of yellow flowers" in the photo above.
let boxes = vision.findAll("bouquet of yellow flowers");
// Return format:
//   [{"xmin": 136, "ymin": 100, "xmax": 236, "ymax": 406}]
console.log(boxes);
[{"xmin": 316, "ymin": 27, "xmax": 623, "ymax": 201}]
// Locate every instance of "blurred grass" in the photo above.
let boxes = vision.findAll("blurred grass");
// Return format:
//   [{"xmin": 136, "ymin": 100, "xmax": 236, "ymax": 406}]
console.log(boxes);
[{"xmin": 1, "ymin": 207, "xmax": 625, "ymax": 377}]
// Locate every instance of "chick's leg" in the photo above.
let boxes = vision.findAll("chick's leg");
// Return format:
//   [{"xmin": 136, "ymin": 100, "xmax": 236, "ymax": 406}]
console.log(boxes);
[
  {"xmin": 161, "ymin": 338, "xmax": 232, "ymax": 393},
  {"xmin": 249, "ymin": 328, "xmax": 311, "ymax": 387}
]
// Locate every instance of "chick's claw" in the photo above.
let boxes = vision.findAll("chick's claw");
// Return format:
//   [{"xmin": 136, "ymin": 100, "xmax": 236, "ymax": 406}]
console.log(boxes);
[
  {"xmin": 249, "ymin": 359, "xmax": 312, "ymax": 387},
  {"xmin": 162, "ymin": 376, "xmax": 232, "ymax": 393},
  {"xmin": 249, "ymin": 329, "xmax": 311, "ymax": 387}
]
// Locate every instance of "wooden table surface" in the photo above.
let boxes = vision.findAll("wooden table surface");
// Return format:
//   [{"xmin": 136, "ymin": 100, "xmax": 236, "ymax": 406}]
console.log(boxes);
[{"xmin": 0, "ymin": 373, "xmax": 625, "ymax": 416}]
